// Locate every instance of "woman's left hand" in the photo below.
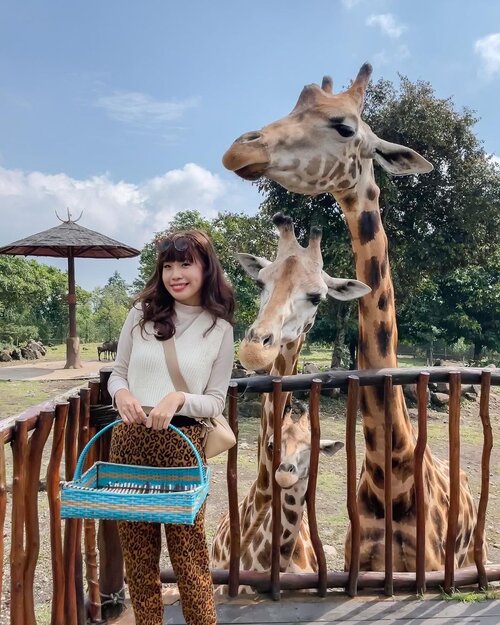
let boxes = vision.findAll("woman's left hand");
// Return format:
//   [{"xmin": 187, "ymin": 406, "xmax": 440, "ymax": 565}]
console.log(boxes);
[{"xmin": 146, "ymin": 392, "xmax": 185, "ymax": 430}]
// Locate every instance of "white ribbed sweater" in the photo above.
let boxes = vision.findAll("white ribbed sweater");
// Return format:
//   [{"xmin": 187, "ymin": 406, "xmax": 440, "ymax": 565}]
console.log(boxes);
[{"xmin": 108, "ymin": 303, "xmax": 234, "ymax": 419}]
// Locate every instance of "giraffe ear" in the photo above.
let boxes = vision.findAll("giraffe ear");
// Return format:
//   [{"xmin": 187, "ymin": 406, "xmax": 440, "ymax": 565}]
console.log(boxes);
[
  {"xmin": 320, "ymin": 440, "xmax": 344, "ymax": 456},
  {"xmin": 323, "ymin": 273, "xmax": 371, "ymax": 301},
  {"xmin": 236, "ymin": 253, "xmax": 272, "ymax": 280},
  {"xmin": 372, "ymin": 137, "xmax": 433, "ymax": 176}
]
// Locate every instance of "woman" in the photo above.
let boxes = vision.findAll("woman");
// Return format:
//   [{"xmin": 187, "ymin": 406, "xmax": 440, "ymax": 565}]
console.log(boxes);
[{"xmin": 108, "ymin": 229, "xmax": 235, "ymax": 625}]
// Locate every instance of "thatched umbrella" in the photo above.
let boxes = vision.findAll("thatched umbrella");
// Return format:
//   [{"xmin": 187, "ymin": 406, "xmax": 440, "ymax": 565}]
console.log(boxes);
[{"xmin": 0, "ymin": 212, "xmax": 140, "ymax": 368}]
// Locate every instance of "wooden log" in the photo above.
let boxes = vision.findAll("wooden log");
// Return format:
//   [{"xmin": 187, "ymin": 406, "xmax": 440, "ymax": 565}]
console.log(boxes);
[
  {"xmin": 64, "ymin": 395, "xmax": 80, "ymax": 625},
  {"xmin": 415, "ymin": 373, "xmax": 429, "ymax": 595},
  {"xmin": 89, "ymin": 380, "xmax": 101, "ymax": 406},
  {"xmin": 160, "ymin": 563, "xmax": 500, "ymax": 592},
  {"xmin": 48, "ymin": 403, "xmax": 69, "ymax": 625},
  {"xmin": 75, "ymin": 388, "xmax": 91, "ymax": 625},
  {"xmin": 0, "ymin": 434, "xmax": 6, "ymax": 612},
  {"xmin": 23, "ymin": 410, "xmax": 54, "ymax": 625},
  {"xmin": 383, "ymin": 375, "xmax": 393, "ymax": 596},
  {"xmin": 83, "ymin": 406, "xmax": 101, "ymax": 623},
  {"xmin": 306, "ymin": 380, "xmax": 327, "ymax": 597},
  {"xmin": 227, "ymin": 382, "xmax": 240, "ymax": 598},
  {"xmin": 475, "ymin": 371, "xmax": 492, "ymax": 590},
  {"xmin": 231, "ymin": 366, "xmax": 500, "ymax": 394},
  {"xmin": 345, "ymin": 376, "xmax": 360, "ymax": 597},
  {"xmin": 11, "ymin": 419, "xmax": 28, "ymax": 625},
  {"xmin": 444, "ymin": 372, "xmax": 461, "ymax": 593},
  {"xmin": 270, "ymin": 379, "xmax": 284, "ymax": 601},
  {"xmin": 97, "ymin": 419, "xmax": 124, "ymax": 620}
]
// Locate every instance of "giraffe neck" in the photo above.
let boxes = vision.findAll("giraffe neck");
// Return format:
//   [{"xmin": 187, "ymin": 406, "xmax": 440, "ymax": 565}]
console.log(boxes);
[
  {"xmin": 238, "ymin": 337, "xmax": 305, "ymax": 559},
  {"xmin": 334, "ymin": 167, "xmax": 415, "ymax": 467},
  {"xmin": 257, "ymin": 336, "xmax": 304, "ymax": 494}
]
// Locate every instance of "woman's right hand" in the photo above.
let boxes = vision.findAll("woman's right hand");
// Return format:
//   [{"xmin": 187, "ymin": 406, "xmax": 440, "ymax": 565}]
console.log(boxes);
[{"xmin": 114, "ymin": 389, "xmax": 147, "ymax": 425}]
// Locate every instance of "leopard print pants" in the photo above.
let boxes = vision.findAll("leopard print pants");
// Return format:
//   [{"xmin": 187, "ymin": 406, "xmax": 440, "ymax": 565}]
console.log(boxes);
[{"xmin": 110, "ymin": 422, "xmax": 216, "ymax": 625}]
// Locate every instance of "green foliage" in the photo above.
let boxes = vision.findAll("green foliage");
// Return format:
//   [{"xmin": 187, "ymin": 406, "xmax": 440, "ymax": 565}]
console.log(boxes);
[{"xmin": 0, "ymin": 257, "xmax": 70, "ymax": 342}]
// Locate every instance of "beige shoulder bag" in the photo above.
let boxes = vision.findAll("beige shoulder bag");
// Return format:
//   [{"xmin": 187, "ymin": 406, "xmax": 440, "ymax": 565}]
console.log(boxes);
[{"xmin": 162, "ymin": 338, "xmax": 236, "ymax": 459}]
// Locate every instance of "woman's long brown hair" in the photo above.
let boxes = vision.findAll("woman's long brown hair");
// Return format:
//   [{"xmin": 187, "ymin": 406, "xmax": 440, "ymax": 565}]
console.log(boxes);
[{"xmin": 135, "ymin": 229, "xmax": 235, "ymax": 340}]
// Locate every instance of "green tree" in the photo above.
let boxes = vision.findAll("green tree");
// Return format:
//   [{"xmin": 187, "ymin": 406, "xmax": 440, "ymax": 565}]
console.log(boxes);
[{"xmin": 92, "ymin": 272, "xmax": 132, "ymax": 340}]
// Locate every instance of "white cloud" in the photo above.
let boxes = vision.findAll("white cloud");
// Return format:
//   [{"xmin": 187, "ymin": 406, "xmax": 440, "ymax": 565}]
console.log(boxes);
[
  {"xmin": 366, "ymin": 13, "xmax": 407, "ymax": 38},
  {"xmin": 95, "ymin": 91, "xmax": 200, "ymax": 126},
  {"xmin": 475, "ymin": 33, "xmax": 500, "ymax": 78},
  {"xmin": 490, "ymin": 154, "xmax": 500, "ymax": 167},
  {"xmin": 0, "ymin": 163, "xmax": 258, "ymax": 289}
]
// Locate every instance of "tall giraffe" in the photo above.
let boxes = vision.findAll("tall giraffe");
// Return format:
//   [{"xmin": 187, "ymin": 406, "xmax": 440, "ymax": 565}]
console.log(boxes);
[
  {"xmin": 221, "ymin": 64, "xmax": 480, "ymax": 571},
  {"xmin": 211, "ymin": 213, "xmax": 368, "ymax": 575}
]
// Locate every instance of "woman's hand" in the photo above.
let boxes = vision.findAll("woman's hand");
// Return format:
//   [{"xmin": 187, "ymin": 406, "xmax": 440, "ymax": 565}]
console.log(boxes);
[
  {"xmin": 146, "ymin": 392, "xmax": 185, "ymax": 430},
  {"xmin": 114, "ymin": 389, "xmax": 147, "ymax": 426}
]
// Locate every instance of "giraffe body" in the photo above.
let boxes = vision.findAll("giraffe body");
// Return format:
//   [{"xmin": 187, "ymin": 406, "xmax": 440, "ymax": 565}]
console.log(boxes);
[{"xmin": 222, "ymin": 64, "xmax": 482, "ymax": 571}]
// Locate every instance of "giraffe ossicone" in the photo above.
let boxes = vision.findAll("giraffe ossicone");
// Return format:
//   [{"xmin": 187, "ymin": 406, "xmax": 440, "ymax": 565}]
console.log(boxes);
[{"xmin": 223, "ymin": 63, "xmax": 482, "ymax": 572}]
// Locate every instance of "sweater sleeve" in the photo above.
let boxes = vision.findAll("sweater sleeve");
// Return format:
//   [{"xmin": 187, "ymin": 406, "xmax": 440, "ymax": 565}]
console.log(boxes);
[
  {"xmin": 180, "ymin": 324, "xmax": 234, "ymax": 419},
  {"xmin": 107, "ymin": 307, "xmax": 138, "ymax": 406}
]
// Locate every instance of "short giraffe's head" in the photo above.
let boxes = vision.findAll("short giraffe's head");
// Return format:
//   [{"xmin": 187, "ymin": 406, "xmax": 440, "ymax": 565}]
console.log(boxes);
[
  {"xmin": 237, "ymin": 212, "xmax": 370, "ymax": 370},
  {"xmin": 269, "ymin": 402, "xmax": 343, "ymax": 489},
  {"xmin": 223, "ymin": 63, "xmax": 432, "ymax": 197}
]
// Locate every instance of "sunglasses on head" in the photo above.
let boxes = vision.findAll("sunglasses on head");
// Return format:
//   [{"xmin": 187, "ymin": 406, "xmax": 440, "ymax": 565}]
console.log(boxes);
[{"xmin": 157, "ymin": 236, "xmax": 190, "ymax": 253}]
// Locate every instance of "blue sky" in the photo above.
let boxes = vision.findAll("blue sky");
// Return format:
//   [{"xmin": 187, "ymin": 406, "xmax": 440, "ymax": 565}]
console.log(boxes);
[{"xmin": 1, "ymin": 0, "xmax": 499, "ymax": 290}]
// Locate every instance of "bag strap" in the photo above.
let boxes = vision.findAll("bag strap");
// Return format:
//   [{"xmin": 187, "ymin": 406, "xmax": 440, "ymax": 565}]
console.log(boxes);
[{"xmin": 162, "ymin": 338, "xmax": 190, "ymax": 393}]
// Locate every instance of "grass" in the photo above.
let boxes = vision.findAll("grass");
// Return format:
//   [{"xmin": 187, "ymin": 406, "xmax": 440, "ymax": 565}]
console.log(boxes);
[
  {"xmin": 441, "ymin": 588, "xmax": 500, "ymax": 602},
  {"xmin": 0, "ymin": 379, "xmax": 85, "ymax": 420},
  {"xmin": 298, "ymin": 345, "xmax": 428, "ymax": 370}
]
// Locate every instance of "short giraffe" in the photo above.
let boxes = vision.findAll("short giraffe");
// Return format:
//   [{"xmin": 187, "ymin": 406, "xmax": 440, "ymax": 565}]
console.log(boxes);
[
  {"xmin": 222, "ymin": 63, "xmax": 482, "ymax": 571},
  {"xmin": 211, "ymin": 213, "xmax": 367, "ymax": 577}
]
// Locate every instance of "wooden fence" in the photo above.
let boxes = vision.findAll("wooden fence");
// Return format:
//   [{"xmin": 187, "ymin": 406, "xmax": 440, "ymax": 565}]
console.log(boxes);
[{"xmin": 1, "ymin": 366, "xmax": 499, "ymax": 624}]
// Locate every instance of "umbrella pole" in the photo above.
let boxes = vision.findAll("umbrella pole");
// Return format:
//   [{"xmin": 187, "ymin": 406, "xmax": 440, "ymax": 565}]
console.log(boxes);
[{"xmin": 65, "ymin": 250, "xmax": 82, "ymax": 368}]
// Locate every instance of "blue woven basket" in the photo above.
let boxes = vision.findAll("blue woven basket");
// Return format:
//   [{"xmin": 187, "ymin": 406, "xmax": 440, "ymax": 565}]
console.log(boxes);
[{"xmin": 61, "ymin": 420, "xmax": 211, "ymax": 525}]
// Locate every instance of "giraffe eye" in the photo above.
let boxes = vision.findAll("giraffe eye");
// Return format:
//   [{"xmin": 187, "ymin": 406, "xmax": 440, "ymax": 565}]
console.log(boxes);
[
  {"xmin": 255, "ymin": 279, "xmax": 265, "ymax": 290},
  {"xmin": 329, "ymin": 120, "xmax": 355, "ymax": 138},
  {"xmin": 307, "ymin": 293, "xmax": 322, "ymax": 306}
]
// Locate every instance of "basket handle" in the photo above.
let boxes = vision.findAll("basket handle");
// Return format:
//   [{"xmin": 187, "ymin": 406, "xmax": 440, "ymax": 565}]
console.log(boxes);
[{"xmin": 72, "ymin": 419, "xmax": 207, "ymax": 486}]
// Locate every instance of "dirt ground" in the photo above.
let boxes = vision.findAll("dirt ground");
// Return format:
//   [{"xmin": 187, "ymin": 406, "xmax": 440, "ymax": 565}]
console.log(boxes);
[{"xmin": 1, "ymin": 386, "xmax": 500, "ymax": 624}]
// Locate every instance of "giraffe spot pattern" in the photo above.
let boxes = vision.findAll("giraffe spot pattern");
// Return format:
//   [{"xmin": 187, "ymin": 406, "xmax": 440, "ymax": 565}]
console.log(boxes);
[
  {"xmin": 376, "ymin": 321, "xmax": 392, "ymax": 357},
  {"xmin": 358, "ymin": 211, "xmax": 381, "ymax": 245},
  {"xmin": 365, "ymin": 256, "xmax": 381, "ymax": 291}
]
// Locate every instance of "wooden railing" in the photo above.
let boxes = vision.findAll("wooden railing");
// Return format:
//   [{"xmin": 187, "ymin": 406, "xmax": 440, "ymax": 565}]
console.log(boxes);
[{"xmin": 0, "ymin": 366, "xmax": 499, "ymax": 624}]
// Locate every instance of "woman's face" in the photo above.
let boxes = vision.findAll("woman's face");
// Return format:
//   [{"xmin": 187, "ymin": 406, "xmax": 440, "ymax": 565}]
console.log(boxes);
[{"xmin": 162, "ymin": 257, "xmax": 204, "ymax": 306}]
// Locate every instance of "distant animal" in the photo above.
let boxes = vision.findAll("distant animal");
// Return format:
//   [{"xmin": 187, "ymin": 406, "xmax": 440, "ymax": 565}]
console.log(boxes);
[{"xmin": 97, "ymin": 340, "xmax": 117, "ymax": 361}]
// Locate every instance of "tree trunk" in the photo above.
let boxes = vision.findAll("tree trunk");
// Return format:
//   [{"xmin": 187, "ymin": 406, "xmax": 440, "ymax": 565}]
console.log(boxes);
[
  {"xmin": 330, "ymin": 305, "xmax": 351, "ymax": 368},
  {"xmin": 473, "ymin": 341, "xmax": 483, "ymax": 362}
]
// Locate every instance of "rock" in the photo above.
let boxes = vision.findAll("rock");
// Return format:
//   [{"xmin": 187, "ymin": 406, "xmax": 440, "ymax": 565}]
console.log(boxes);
[
  {"xmin": 431, "ymin": 392, "xmax": 450, "ymax": 407},
  {"xmin": 302, "ymin": 362, "xmax": 321, "ymax": 375},
  {"xmin": 461, "ymin": 384, "xmax": 478, "ymax": 396},
  {"xmin": 0, "ymin": 351, "xmax": 12, "ymax": 362},
  {"xmin": 11, "ymin": 348, "xmax": 20, "ymax": 360},
  {"xmin": 323, "ymin": 545, "xmax": 338, "ymax": 557},
  {"xmin": 404, "ymin": 384, "xmax": 418, "ymax": 402},
  {"xmin": 463, "ymin": 392, "xmax": 477, "ymax": 401},
  {"xmin": 435, "ymin": 382, "xmax": 449, "ymax": 394}
]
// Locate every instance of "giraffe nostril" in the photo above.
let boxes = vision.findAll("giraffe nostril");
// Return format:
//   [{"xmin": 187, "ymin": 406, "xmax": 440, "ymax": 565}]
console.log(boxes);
[
  {"xmin": 279, "ymin": 463, "xmax": 297, "ymax": 474},
  {"xmin": 262, "ymin": 333, "xmax": 274, "ymax": 347},
  {"xmin": 237, "ymin": 131, "xmax": 262, "ymax": 143}
]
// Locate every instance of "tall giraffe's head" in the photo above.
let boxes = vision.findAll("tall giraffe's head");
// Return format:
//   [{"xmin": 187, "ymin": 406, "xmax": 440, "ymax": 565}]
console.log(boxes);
[
  {"xmin": 237, "ymin": 212, "xmax": 370, "ymax": 370},
  {"xmin": 223, "ymin": 63, "xmax": 432, "ymax": 197},
  {"xmin": 270, "ymin": 402, "xmax": 343, "ymax": 489}
]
